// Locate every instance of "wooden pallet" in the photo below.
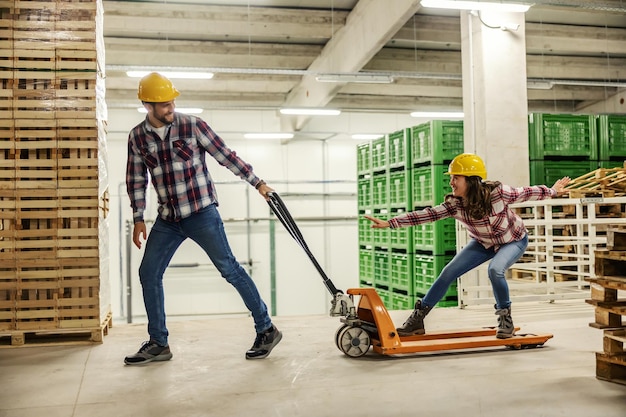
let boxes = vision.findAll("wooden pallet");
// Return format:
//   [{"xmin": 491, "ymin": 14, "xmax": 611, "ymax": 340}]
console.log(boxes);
[
  {"xmin": 596, "ymin": 352, "xmax": 626, "ymax": 386},
  {"xmin": 0, "ymin": 309, "xmax": 112, "ymax": 348},
  {"xmin": 564, "ymin": 165, "xmax": 626, "ymax": 197},
  {"xmin": 585, "ymin": 276, "xmax": 626, "ymax": 329}
]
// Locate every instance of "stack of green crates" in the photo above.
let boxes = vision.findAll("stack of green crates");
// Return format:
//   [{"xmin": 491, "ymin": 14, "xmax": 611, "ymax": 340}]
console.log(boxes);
[
  {"xmin": 598, "ymin": 115, "xmax": 626, "ymax": 169},
  {"xmin": 409, "ymin": 121, "xmax": 463, "ymax": 307},
  {"xmin": 356, "ymin": 121, "xmax": 463, "ymax": 310},
  {"xmin": 528, "ymin": 113, "xmax": 599, "ymax": 184}
]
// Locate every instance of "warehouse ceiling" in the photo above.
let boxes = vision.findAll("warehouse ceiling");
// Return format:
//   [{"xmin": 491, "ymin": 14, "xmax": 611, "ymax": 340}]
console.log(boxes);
[{"xmin": 102, "ymin": 0, "xmax": 626, "ymax": 138}]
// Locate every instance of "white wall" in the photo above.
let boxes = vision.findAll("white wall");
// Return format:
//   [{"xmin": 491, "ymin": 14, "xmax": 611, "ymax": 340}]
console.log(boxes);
[{"xmin": 105, "ymin": 109, "xmax": 363, "ymax": 322}]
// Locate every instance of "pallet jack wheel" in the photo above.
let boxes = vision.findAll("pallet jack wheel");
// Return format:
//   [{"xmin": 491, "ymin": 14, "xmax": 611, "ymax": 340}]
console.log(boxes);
[
  {"xmin": 336, "ymin": 325, "xmax": 371, "ymax": 358},
  {"xmin": 334, "ymin": 324, "xmax": 349, "ymax": 351}
]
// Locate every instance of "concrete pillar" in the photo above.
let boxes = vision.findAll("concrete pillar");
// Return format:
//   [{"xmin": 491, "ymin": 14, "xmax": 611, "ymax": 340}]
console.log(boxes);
[{"xmin": 460, "ymin": 10, "xmax": 530, "ymax": 186}]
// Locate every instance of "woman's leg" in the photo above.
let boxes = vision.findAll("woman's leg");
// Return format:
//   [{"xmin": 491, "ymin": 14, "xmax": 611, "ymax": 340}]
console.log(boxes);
[
  {"xmin": 422, "ymin": 239, "xmax": 493, "ymax": 307},
  {"xmin": 397, "ymin": 239, "xmax": 493, "ymax": 336},
  {"xmin": 487, "ymin": 234, "xmax": 529, "ymax": 309}
]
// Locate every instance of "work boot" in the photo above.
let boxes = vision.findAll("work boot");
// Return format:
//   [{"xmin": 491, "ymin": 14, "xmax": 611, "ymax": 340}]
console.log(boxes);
[
  {"xmin": 396, "ymin": 300, "xmax": 432, "ymax": 336},
  {"xmin": 495, "ymin": 305, "xmax": 515, "ymax": 339}
]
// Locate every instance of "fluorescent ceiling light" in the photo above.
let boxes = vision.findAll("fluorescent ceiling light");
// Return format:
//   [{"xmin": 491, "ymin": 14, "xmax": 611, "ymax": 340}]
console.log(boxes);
[
  {"xmin": 420, "ymin": 0, "xmax": 532, "ymax": 13},
  {"xmin": 244, "ymin": 133, "xmax": 294, "ymax": 140},
  {"xmin": 351, "ymin": 134, "xmax": 384, "ymax": 140},
  {"xmin": 527, "ymin": 80, "xmax": 554, "ymax": 90},
  {"xmin": 411, "ymin": 111, "xmax": 464, "ymax": 119},
  {"xmin": 137, "ymin": 107, "xmax": 204, "ymax": 114},
  {"xmin": 127, "ymin": 71, "xmax": 214, "ymax": 80},
  {"xmin": 280, "ymin": 108, "xmax": 341, "ymax": 116},
  {"xmin": 315, "ymin": 74, "xmax": 394, "ymax": 84}
]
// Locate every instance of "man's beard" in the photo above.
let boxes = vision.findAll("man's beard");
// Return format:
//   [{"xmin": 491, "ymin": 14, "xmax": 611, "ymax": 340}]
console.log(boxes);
[{"xmin": 155, "ymin": 111, "xmax": 174, "ymax": 125}]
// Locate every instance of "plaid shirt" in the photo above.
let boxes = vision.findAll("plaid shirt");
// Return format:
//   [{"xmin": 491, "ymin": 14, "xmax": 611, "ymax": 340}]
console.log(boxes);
[
  {"xmin": 388, "ymin": 184, "xmax": 556, "ymax": 251},
  {"xmin": 126, "ymin": 113, "xmax": 262, "ymax": 223}
]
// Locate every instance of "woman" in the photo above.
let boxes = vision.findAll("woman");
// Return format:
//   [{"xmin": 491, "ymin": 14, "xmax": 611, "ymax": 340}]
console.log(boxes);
[{"xmin": 365, "ymin": 153, "xmax": 570, "ymax": 339}]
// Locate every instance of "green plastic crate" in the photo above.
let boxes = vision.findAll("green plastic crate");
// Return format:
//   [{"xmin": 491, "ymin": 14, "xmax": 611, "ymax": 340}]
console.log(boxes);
[
  {"xmin": 358, "ymin": 216, "xmax": 373, "ymax": 247},
  {"xmin": 371, "ymin": 136, "xmax": 387, "ymax": 173},
  {"xmin": 372, "ymin": 173, "xmax": 388, "ymax": 210},
  {"xmin": 373, "ymin": 249, "xmax": 389, "ymax": 287},
  {"xmin": 411, "ymin": 120, "xmax": 464, "ymax": 165},
  {"xmin": 389, "ymin": 221, "xmax": 413, "ymax": 252},
  {"xmin": 388, "ymin": 170, "xmax": 411, "ymax": 210},
  {"xmin": 529, "ymin": 113, "xmax": 598, "ymax": 159},
  {"xmin": 598, "ymin": 115, "xmax": 626, "ymax": 160},
  {"xmin": 391, "ymin": 291, "xmax": 413, "ymax": 310},
  {"xmin": 412, "ymin": 164, "xmax": 452, "ymax": 208},
  {"xmin": 413, "ymin": 253, "xmax": 454, "ymax": 294},
  {"xmin": 387, "ymin": 128, "xmax": 411, "ymax": 169},
  {"xmin": 356, "ymin": 142, "xmax": 371, "ymax": 176},
  {"xmin": 413, "ymin": 217, "xmax": 457, "ymax": 254},
  {"xmin": 359, "ymin": 248, "xmax": 373, "ymax": 282},
  {"xmin": 357, "ymin": 176, "xmax": 372, "ymax": 212},
  {"xmin": 372, "ymin": 211, "xmax": 390, "ymax": 248},
  {"xmin": 599, "ymin": 160, "xmax": 626, "ymax": 169},
  {"xmin": 375, "ymin": 285, "xmax": 390, "ymax": 308},
  {"xmin": 529, "ymin": 160, "xmax": 599, "ymax": 186},
  {"xmin": 390, "ymin": 252, "xmax": 414, "ymax": 294}
]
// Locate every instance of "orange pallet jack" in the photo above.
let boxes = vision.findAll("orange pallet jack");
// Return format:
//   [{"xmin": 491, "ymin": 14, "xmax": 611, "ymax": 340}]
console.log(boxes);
[{"xmin": 267, "ymin": 192, "xmax": 553, "ymax": 358}]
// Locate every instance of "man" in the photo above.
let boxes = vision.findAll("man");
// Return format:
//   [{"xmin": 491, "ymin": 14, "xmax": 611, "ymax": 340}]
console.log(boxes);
[{"xmin": 124, "ymin": 72, "xmax": 281, "ymax": 365}]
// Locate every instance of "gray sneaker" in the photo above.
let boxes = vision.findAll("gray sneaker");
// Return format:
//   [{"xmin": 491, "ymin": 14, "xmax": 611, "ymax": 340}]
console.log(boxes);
[
  {"xmin": 245, "ymin": 325, "xmax": 282, "ymax": 359},
  {"xmin": 124, "ymin": 340, "xmax": 173, "ymax": 365}
]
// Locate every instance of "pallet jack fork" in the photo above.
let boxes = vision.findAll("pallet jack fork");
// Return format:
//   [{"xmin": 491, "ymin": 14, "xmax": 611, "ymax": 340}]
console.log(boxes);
[{"xmin": 267, "ymin": 192, "xmax": 553, "ymax": 358}]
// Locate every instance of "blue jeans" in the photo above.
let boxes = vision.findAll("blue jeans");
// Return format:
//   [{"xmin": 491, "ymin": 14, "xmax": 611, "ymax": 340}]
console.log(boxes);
[
  {"xmin": 138, "ymin": 204, "xmax": 272, "ymax": 346},
  {"xmin": 422, "ymin": 234, "xmax": 529, "ymax": 309}
]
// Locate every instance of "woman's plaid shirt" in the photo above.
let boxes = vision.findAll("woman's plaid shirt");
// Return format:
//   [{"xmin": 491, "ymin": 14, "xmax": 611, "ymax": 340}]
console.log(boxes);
[
  {"xmin": 126, "ymin": 113, "xmax": 262, "ymax": 223},
  {"xmin": 388, "ymin": 184, "xmax": 556, "ymax": 251}
]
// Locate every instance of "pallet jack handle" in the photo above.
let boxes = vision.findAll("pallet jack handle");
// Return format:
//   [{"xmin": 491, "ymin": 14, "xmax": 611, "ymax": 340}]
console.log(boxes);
[
  {"xmin": 267, "ymin": 192, "xmax": 341, "ymax": 295},
  {"xmin": 266, "ymin": 192, "xmax": 356, "ymax": 318}
]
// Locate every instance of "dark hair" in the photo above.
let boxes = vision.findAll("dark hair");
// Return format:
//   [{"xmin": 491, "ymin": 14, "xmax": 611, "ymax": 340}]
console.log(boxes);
[{"xmin": 445, "ymin": 177, "xmax": 501, "ymax": 220}]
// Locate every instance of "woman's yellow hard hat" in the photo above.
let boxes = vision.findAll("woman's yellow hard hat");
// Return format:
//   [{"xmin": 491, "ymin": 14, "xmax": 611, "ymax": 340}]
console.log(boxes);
[{"xmin": 447, "ymin": 153, "xmax": 487, "ymax": 179}]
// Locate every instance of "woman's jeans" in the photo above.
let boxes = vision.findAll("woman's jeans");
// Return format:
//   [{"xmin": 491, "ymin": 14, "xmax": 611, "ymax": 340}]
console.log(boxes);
[
  {"xmin": 422, "ymin": 234, "xmax": 529, "ymax": 310},
  {"xmin": 138, "ymin": 204, "xmax": 271, "ymax": 346}
]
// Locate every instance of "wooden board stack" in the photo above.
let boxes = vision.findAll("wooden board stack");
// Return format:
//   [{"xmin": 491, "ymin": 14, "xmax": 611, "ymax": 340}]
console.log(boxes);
[
  {"xmin": 586, "ymin": 227, "xmax": 626, "ymax": 385},
  {"xmin": 0, "ymin": 0, "xmax": 110, "ymax": 347}
]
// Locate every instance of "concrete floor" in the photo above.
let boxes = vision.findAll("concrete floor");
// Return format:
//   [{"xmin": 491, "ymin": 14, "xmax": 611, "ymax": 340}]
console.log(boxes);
[{"xmin": 1, "ymin": 300, "xmax": 625, "ymax": 417}]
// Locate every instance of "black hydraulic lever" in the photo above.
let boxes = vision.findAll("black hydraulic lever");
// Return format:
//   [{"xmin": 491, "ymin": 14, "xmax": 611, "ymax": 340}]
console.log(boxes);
[{"xmin": 266, "ymin": 192, "xmax": 342, "ymax": 296}]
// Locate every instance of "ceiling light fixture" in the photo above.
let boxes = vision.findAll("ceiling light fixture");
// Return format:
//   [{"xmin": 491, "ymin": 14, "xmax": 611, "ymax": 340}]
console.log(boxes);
[
  {"xmin": 527, "ymin": 80, "xmax": 554, "ymax": 90},
  {"xmin": 137, "ymin": 107, "xmax": 204, "ymax": 114},
  {"xmin": 351, "ymin": 134, "xmax": 385, "ymax": 140},
  {"xmin": 280, "ymin": 108, "xmax": 341, "ymax": 116},
  {"xmin": 420, "ymin": 0, "xmax": 532, "ymax": 13},
  {"xmin": 244, "ymin": 133, "xmax": 295, "ymax": 140},
  {"xmin": 315, "ymin": 74, "xmax": 395, "ymax": 84},
  {"xmin": 127, "ymin": 71, "xmax": 214, "ymax": 80},
  {"xmin": 410, "ymin": 111, "xmax": 464, "ymax": 119}
]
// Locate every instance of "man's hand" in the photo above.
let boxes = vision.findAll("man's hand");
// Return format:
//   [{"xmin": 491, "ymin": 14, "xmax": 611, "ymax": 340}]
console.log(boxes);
[
  {"xmin": 258, "ymin": 183, "xmax": 275, "ymax": 200},
  {"xmin": 133, "ymin": 222, "xmax": 147, "ymax": 249}
]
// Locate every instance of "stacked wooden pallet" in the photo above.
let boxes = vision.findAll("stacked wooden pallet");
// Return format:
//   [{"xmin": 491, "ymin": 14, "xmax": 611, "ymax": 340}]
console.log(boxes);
[
  {"xmin": 586, "ymin": 228, "xmax": 626, "ymax": 385},
  {"xmin": 0, "ymin": 0, "xmax": 109, "ymax": 347},
  {"xmin": 564, "ymin": 163, "xmax": 626, "ymax": 198}
]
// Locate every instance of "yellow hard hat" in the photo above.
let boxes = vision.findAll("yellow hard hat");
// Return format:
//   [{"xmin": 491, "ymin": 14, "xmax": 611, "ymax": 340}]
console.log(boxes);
[
  {"xmin": 137, "ymin": 72, "xmax": 180, "ymax": 102},
  {"xmin": 447, "ymin": 153, "xmax": 487, "ymax": 179}
]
